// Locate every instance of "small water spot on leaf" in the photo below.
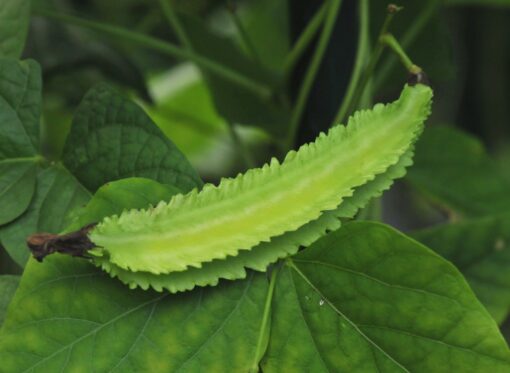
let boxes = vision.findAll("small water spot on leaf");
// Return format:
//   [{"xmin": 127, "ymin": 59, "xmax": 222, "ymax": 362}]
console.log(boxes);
[
  {"xmin": 319, "ymin": 299, "xmax": 325, "ymax": 306},
  {"xmin": 305, "ymin": 295, "xmax": 310, "ymax": 301},
  {"xmin": 495, "ymin": 238, "xmax": 506, "ymax": 251}
]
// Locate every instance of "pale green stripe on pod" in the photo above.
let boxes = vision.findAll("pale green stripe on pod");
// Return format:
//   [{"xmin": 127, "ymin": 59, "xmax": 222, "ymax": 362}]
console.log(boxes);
[{"xmin": 89, "ymin": 84, "xmax": 433, "ymax": 275}]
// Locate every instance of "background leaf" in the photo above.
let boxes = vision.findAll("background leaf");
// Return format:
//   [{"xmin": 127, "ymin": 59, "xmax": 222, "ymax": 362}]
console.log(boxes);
[
  {"xmin": 233, "ymin": 0, "xmax": 290, "ymax": 71},
  {"xmin": 0, "ymin": 275, "xmax": 19, "ymax": 326},
  {"xmin": 0, "ymin": 255, "xmax": 268, "ymax": 372},
  {"xmin": 145, "ymin": 65, "xmax": 237, "ymax": 178},
  {"xmin": 263, "ymin": 222, "xmax": 510, "ymax": 372},
  {"xmin": 413, "ymin": 214, "xmax": 510, "ymax": 324},
  {"xmin": 62, "ymin": 84, "xmax": 202, "ymax": 193},
  {"xmin": 447, "ymin": 0, "xmax": 510, "ymax": 6},
  {"xmin": 179, "ymin": 14, "xmax": 289, "ymax": 138},
  {"xmin": 406, "ymin": 126, "xmax": 510, "ymax": 217},
  {"xmin": 0, "ymin": 162, "xmax": 36, "ymax": 225},
  {"xmin": 0, "ymin": 58, "xmax": 41, "ymax": 159},
  {"xmin": 0, "ymin": 166, "xmax": 91, "ymax": 266},
  {"xmin": 0, "ymin": 0, "xmax": 30, "ymax": 58},
  {"xmin": 66, "ymin": 177, "xmax": 181, "ymax": 231},
  {"xmin": 0, "ymin": 58, "xmax": 41, "ymax": 229}
]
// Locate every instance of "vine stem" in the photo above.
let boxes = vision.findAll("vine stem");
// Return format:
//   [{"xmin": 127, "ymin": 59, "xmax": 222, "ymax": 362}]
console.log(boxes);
[
  {"xmin": 158, "ymin": 0, "xmax": 193, "ymax": 50},
  {"xmin": 227, "ymin": 2, "xmax": 261, "ymax": 64},
  {"xmin": 282, "ymin": 2, "xmax": 328, "ymax": 79},
  {"xmin": 0, "ymin": 156, "xmax": 44, "ymax": 165},
  {"xmin": 334, "ymin": 4, "xmax": 402, "ymax": 124},
  {"xmin": 380, "ymin": 34, "xmax": 420, "ymax": 73},
  {"xmin": 159, "ymin": 0, "xmax": 258, "ymax": 167},
  {"xmin": 250, "ymin": 265, "xmax": 280, "ymax": 372},
  {"xmin": 284, "ymin": 0, "xmax": 343, "ymax": 150},
  {"xmin": 33, "ymin": 8, "xmax": 273, "ymax": 100},
  {"xmin": 226, "ymin": 121, "xmax": 256, "ymax": 168},
  {"xmin": 373, "ymin": 0, "xmax": 441, "ymax": 91},
  {"xmin": 332, "ymin": 0, "xmax": 370, "ymax": 125}
]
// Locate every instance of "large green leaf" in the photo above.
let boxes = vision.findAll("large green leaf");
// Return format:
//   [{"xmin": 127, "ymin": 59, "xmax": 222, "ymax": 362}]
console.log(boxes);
[
  {"xmin": 406, "ymin": 126, "xmax": 510, "ymax": 217},
  {"xmin": 0, "ymin": 58, "xmax": 41, "ymax": 159},
  {"xmin": 0, "ymin": 275, "xmax": 19, "ymax": 326},
  {"xmin": 0, "ymin": 0, "xmax": 30, "ymax": 58},
  {"xmin": 0, "ymin": 255, "xmax": 268, "ymax": 372},
  {"xmin": 62, "ymin": 84, "xmax": 202, "ymax": 193},
  {"xmin": 413, "ymin": 214, "xmax": 510, "ymax": 324},
  {"xmin": 263, "ymin": 222, "xmax": 510, "ymax": 372},
  {"xmin": 0, "ymin": 166, "xmax": 91, "ymax": 266}
]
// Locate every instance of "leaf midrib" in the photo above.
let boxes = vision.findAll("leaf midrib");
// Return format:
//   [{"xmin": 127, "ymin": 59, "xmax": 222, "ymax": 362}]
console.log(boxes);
[{"xmin": 287, "ymin": 259, "xmax": 409, "ymax": 372}]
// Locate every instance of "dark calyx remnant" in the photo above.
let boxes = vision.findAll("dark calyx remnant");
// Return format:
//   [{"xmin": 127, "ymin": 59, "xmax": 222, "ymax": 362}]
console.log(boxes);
[
  {"xmin": 27, "ymin": 223, "xmax": 97, "ymax": 262},
  {"xmin": 408, "ymin": 69, "xmax": 430, "ymax": 87}
]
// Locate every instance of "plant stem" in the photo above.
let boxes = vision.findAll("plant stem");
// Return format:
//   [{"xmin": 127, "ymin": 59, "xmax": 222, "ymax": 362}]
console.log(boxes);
[
  {"xmin": 158, "ymin": 0, "xmax": 193, "ymax": 50},
  {"xmin": 250, "ymin": 265, "xmax": 280, "ymax": 373},
  {"xmin": 283, "ymin": 2, "xmax": 328, "ymax": 78},
  {"xmin": 380, "ymin": 34, "xmax": 420, "ymax": 73},
  {"xmin": 373, "ymin": 0, "xmax": 440, "ymax": 91},
  {"xmin": 332, "ymin": 0, "xmax": 370, "ymax": 125},
  {"xmin": 158, "ymin": 1, "xmax": 256, "ymax": 169},
  {"xmin": 227, "ymin": 3, "xmax": 261, "ymax": 63},
  {"xmin": 334, "ymin": 4, "xmax": 401, "ymax": 125},
  {"xmin": 226, "ymin": 121, "xmax": 256, "ymax": 168},
  {"xmin": 285, "ymin": 0, "xmax": 343, "ymax": 150},
  {"xmin": 0, "ymin": 156, "xmax": 44, "ymax": 165},
  {"xmin": 34, "ymin": 9, "xmax": 273, "ymax": 100}
]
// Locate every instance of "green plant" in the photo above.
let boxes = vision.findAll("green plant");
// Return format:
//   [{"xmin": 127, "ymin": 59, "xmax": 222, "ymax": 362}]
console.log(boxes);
[{"xmin": 1, "ymin": 1, "xmax": 510, "ymax": 372}]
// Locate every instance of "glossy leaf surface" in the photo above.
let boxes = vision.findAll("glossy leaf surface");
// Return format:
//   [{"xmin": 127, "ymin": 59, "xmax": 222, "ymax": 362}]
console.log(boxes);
[{"xmin": 263, "ymin": 222, "xmax": 510, "ymax": 372}]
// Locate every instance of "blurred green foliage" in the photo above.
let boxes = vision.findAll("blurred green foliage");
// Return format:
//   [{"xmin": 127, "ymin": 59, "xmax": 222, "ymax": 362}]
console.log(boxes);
[{"xmin": 1, "ymin": 0, "xmax": 510, "ymax": 369}]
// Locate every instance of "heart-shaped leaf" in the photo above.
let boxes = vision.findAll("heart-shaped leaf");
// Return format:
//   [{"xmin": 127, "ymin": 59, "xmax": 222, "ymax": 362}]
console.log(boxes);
[{"xmin": 263, "ymin": 222, "xmax": 510, "ymax": 372}]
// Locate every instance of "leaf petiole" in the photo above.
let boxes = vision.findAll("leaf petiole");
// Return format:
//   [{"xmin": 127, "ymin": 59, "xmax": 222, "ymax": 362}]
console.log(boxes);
[
  {"xmin": 285, "ymin": 0, "xmax": 344, "ymax": 150},
  {"xmin": 282, "ymin": 2, "xmax": 328, "ymax": 78},
  {"xmin": 250, "ymin": 265, "xmax": 280, "ymax": 372}
]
